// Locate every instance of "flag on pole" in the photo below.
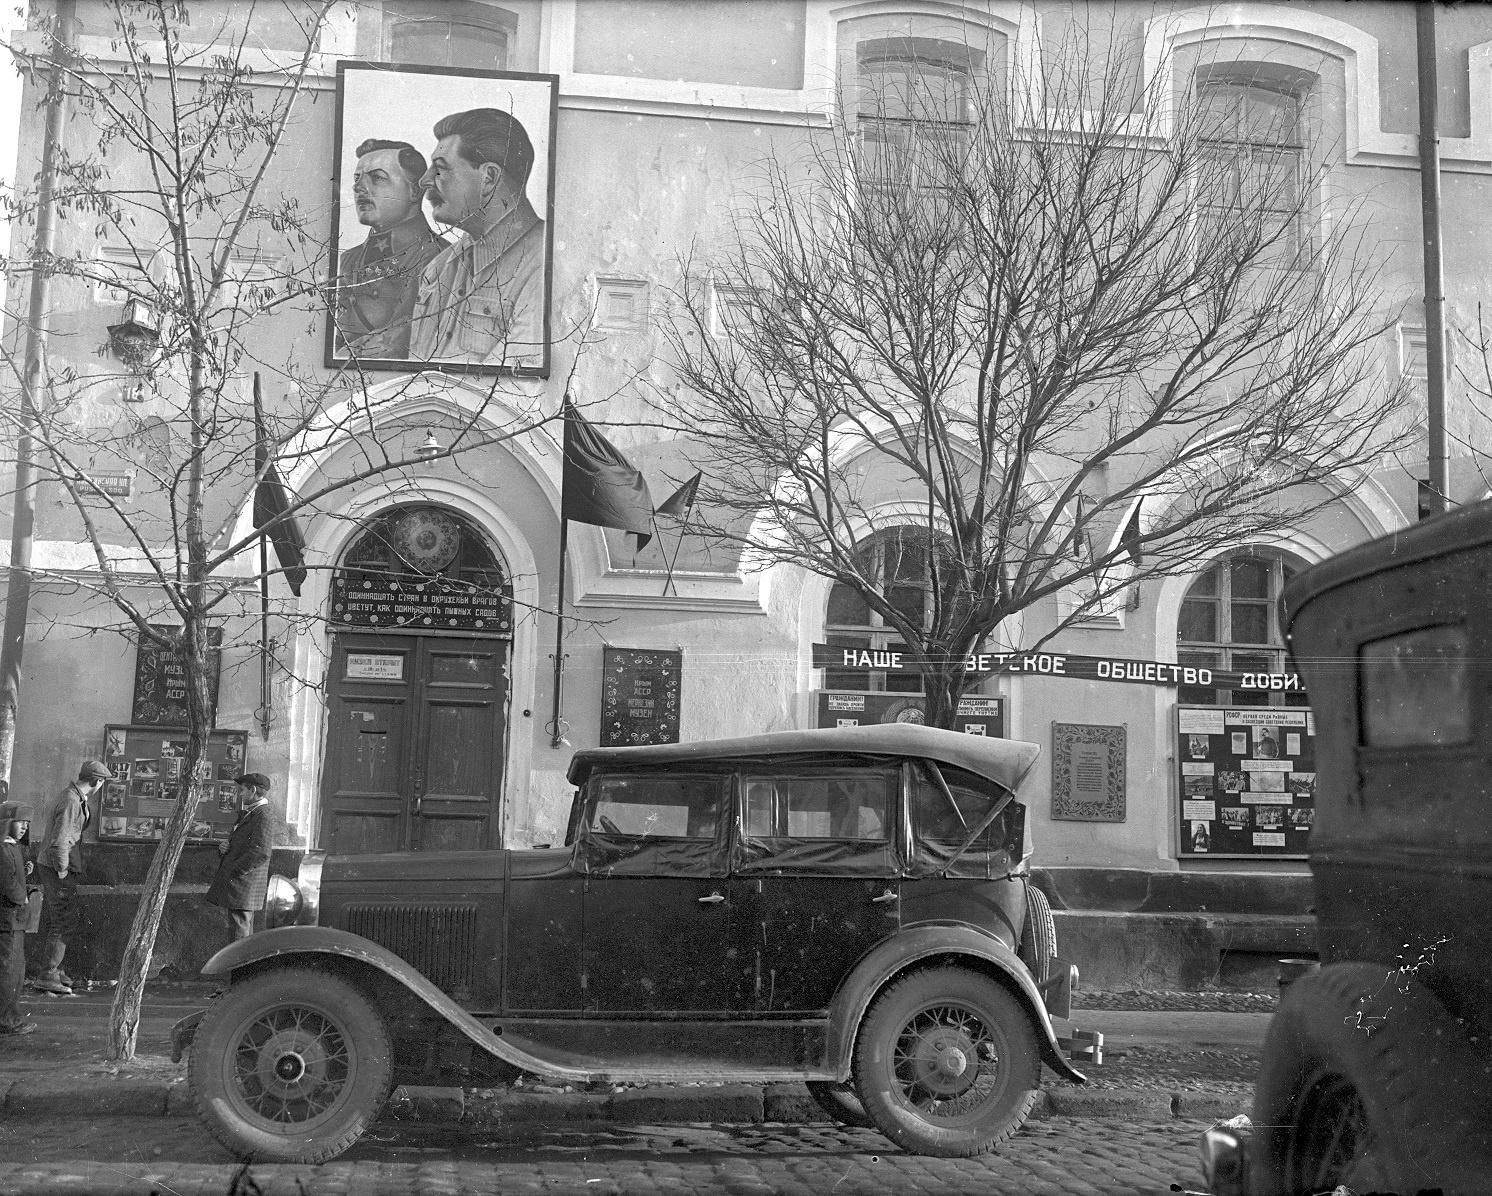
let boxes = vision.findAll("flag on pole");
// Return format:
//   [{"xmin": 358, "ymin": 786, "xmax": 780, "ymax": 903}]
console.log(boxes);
[
  {"xmin": 252, "ymin": 373, "xmax": 307, "ymax": 596},
  {"xmin": 656, "ymin": 471, "xmax": 702, "ymax": 519},
  {"xmin": 561, "ymin": 400, "xmax": 654, "ymax": 549}
]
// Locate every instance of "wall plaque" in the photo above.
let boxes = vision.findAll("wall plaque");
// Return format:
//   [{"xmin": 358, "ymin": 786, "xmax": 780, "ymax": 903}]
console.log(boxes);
[
  {"xmin": 331, "ymin": 572, "xmax": 512, "ymax": 632},
  {"xmin": 1051, "ymin": 722, "xmax": 1126, "ymax": 822},
  {"xmin": 600, "ymin": 647, "xmax": 682, "ymax": 747},
  {"xmin": 131, "ymin": 624, "xmax": 222, "ymax": 727}
]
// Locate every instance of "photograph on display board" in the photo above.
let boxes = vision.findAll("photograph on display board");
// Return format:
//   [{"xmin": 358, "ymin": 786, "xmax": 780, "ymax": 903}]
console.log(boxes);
[
  {"xmin": 327, "ymin": 63, "xmax": 559, "ymax": 376},
  {"xmin": 95, "ymin": 725, "xmax": 252, "ymax": 844}
]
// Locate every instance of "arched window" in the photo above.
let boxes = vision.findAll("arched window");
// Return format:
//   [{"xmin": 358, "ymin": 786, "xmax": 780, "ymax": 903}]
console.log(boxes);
[
  {"xmin": 331, "ymin": 505, "xmax": 511, "ymax": 632},
  {"xmin": 823, "ymin": 529, "xmax": 952, "ymax": 694},
  {"xmin": 1177, "ymin": 551, "xmax": 1305, "ymax": 707},
  {"xmin": 1196, "ymin": 74, "xmax": 1308, "ymax": 262},
  {"xmin": 383, "ymin": 1, "xmax": 515, "ymax": 71},
  {"xmin": 854, "ymin": 36, "xmax": 979, "ymax": 191}
]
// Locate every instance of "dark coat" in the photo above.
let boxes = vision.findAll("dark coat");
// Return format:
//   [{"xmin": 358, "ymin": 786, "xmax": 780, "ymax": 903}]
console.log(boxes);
[
  {"xmin": 0, "ymin": 841, "xmax": 26, "ymax": 933},
  {"xmin": 206, "ymin": 802, "xmax": 274, "ymax": 913}
]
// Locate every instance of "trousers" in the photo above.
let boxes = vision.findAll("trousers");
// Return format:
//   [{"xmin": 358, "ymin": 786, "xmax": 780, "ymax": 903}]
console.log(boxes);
[
  {"xmin": 38, "ymin": 865, "xmax": 79, "ymax": 980},
  {"xmin": 0, "ymin": 928, "xmax": 23, "ymax": 1029}
]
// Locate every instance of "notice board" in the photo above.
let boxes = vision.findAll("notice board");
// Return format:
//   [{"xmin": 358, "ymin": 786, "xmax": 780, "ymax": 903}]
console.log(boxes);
[
  {"xmin": 97, "ymin": 724, "xmax": 251, "ymax": 844},
  {"xmin": 600, "ymin": 647, "xmax": 683, "ymax": 747},
  {"xmin": 131, "ymin": 624, "xmax": 222, "ymax": 727},
  {"xmin": 815, "ymin": 691, "xmax": 1005, "ymax": 737},
  {"xmin": 1177, "ymin": 706, "xmax": 1314, "ymax": 858}
]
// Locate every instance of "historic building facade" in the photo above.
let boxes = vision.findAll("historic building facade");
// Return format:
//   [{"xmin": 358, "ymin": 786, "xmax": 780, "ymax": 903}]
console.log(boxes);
[{"xmin": 3, "ymin": 0, "xmax": 1491, "ymax": 907}]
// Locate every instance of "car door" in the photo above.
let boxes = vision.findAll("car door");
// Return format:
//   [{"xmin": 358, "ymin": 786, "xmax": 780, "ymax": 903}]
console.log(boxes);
[
  {"xmin": 577, "ymin": 770, "xmax": 739, "ymax": 1014},
  {"xmin": 729, "ymin": 766, "xmax": 902, "ymax": 1014}
]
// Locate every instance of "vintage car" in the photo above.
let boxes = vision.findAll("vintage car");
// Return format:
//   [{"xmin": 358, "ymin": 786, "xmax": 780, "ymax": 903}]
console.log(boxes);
[
  {"xmin": 173, "ymin": 723, "xmax": 1083, "ymax": 1163},
  {"xmin": 1203, "ymin": 499, "xmax": 1492, "ymax": 1195}
]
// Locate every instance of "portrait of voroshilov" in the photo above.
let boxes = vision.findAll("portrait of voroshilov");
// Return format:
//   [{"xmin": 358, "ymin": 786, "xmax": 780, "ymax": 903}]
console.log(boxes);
[{"xmin": 327, "ymin": 63, "xmax": 558, "ymax": 376}]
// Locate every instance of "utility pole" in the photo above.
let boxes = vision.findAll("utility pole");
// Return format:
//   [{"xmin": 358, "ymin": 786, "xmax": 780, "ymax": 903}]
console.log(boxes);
[
  {"xmin": 1417, "ymin": 1, "xmax": 1449, "ymax": 518},
  {"xmin": 0, "ymin": 0, "xmax": 75, "ymax": 784}
]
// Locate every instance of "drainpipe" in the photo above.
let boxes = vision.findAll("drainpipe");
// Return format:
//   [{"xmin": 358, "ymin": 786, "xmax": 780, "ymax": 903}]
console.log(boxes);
[
  {"xmin": 0, "ymin": 0, "xmax": 75, "ymax": 785},
  {"xmin": 1417, "ymin": 1, "xmax": 1449, "ymax": 517}
]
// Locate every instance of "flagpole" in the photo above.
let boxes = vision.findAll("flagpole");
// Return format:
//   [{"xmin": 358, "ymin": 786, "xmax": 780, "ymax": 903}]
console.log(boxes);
[
  {"xmin": 253, "ymin": 374, "xmax": 272, "ymax": 739},
  {"xmin": 549, "ymin": 514, "xmax": 570, "ymax": 748}
]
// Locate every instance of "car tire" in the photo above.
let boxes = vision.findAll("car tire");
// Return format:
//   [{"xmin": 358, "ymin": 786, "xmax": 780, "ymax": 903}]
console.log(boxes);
[
  {"xmin": 1018, "ymin": 882, "xmax": 1056, "ymax": 985},
  {"xmin": 1250, "ymin": 963, "xmax": 1488, "ymax": 1196},
  {"xmin": 853, "ymin": 967, "xmax": 1040, "ymax": 1157},
  {"xmin": 189, "ymin": 965, "xmax": 393, "ymax": 1164},
  {"xmin": 806, "ymin": 1080, "xmax": 876, "ymax": 1128}
]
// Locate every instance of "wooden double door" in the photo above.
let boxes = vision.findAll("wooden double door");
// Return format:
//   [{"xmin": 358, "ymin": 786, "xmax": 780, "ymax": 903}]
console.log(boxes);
[{"xmin": 320, "ymin": 633, "xmax": 508, "ymax": 855}]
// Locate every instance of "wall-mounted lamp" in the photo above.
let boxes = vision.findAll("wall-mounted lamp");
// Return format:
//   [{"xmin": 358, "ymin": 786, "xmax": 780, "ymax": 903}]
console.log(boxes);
[
  {"xmin": 106, "ymin": 299, "xmax": 161, "ymax": 371},
  {"xmin": 415, "ymin": 429, "xmax": 442, "ymax": 461}
]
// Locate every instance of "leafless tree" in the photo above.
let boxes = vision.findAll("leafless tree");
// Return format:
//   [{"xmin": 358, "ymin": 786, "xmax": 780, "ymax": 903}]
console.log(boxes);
[
  {"xmin": 655, "ymin": 29, "xmax": 1410, "ymax": 728},
  {"xmin": 0, "ymin": 1, "xmax": 554, "ymax": 1059}
]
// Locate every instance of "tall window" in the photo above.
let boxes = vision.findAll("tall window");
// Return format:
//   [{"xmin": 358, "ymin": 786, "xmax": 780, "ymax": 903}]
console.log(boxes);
[
  {"xmin": 1196, "ymin": 78, "xmax": 1307, "ymax": 263},
  {"xmin": 384, "ymin": 1, "xmax": 513, "ymax": 70},
  {"xmin": 855, "ymin": 38, "xmax": 976, "ymax": 191},
  {"xmin": 824, "ymin": 529, "xmax": 956, "ymax": 694},
  {"xmin": 1177, "ymin": 552, "xmax": 1305, "ymax": 707}
]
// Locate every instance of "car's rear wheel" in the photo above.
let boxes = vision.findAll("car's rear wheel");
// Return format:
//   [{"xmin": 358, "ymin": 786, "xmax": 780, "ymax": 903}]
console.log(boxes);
[
  {"xmin": 853, "ymin": 967, "xmax": 1040, "ymax": 1157},
  {"xmin": 189, "ymin": 965, "xmax": 392, "ymax": 1163},
  {"xmin": 1018, "ymin": 882, "xmax": 1056, "ymax": 985},
  {"xmin": 806, "ymin": 1080, "xmax": 875, "ymax": 1128}
]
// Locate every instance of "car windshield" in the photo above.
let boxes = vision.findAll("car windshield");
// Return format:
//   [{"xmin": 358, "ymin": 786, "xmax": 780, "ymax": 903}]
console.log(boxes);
[{"xmin": 911, "ymin": 762, "xmax": 1025, "ymax": 876}]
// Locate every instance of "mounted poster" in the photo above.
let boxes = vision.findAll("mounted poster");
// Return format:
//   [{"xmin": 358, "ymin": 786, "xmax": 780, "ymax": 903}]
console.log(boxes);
[
  {"xmin": 1051, "ymin": 723, "xmax": 1126, "ymax": 822},
  {"xmin": 600, "ymin": 648, "xmax": 682, "ymax": 747},
  {"xmin": 1177, "ymin": 706, "xmax": 1315, "ymax": 858},
  {"xmin": 131, "ymin": 624, "xmax": 222, "ymax": 728},
  {"xmin": 815, "ymin": 691, "xmax": 1005, "ymax": 738},
  {"xmin": 327, "ymin": 62, "xmax": 558, "ymax": 376}
]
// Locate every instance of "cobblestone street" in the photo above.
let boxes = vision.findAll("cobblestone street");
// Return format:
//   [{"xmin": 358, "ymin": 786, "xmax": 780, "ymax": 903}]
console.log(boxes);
[{"xmin": 0, "ymin": 1113, "xmax": 1211, "ymax": 1195}]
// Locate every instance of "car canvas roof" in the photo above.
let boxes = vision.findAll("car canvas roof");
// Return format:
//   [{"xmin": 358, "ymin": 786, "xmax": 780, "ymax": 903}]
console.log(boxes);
[{"xmin": 567, "ymin": 724, "xmax": 1041, "ymax": 792}]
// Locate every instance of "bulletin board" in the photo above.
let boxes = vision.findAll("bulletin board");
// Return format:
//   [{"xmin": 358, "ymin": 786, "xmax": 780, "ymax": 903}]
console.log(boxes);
[
  {"xmin": 96, "ymin": 724, "xmax": 251, "ymax": 844},
  {"xmin": 816, "ymin": 692, "xmax": 1005, "ymax": 737},
  {"xmin": 600, "ymin": 647, "xmax": 683, "ymax": 747},
  {"xmin": 1177, "ymin": 706, "xmax": 1314, "ymax": 858}
]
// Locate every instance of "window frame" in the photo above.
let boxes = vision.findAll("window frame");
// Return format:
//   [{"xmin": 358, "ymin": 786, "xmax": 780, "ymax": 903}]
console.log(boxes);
[
  {"xmin": 1177, "ymin": 550, "xmax": 1306, "ymax": 707},
  {"xmin": 382, "ymin": 0, "xmax": 516, "ymax": 70}
]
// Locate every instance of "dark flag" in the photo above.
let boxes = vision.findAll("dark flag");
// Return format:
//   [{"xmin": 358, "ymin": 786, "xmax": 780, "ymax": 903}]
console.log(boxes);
[
  {"xmin": 1119, "ymin": 501, "xmax": 1143, "ymax": 565},
  {"xmin": 562, "ymin": 400, "xmax": 653, "ymax": 549},
  {"xmin": 657, "ymin": 471, "xmax": 702, "ymax": 519},
  {"xmin": 252, "ymin": 373, "xmax": 307, "ymax": 596}
]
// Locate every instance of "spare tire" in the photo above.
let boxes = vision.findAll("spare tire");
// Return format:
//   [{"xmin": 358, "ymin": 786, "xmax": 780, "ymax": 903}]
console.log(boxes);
[{"xmin": 1018, "ymin": 881, "xmax": 1056, "ymax": 985}]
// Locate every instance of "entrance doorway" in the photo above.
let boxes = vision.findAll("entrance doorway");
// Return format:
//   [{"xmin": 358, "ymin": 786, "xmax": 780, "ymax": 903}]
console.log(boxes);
[{"xmin": 318, "ymin": 505, "xmax": 513, "ymax": 854}]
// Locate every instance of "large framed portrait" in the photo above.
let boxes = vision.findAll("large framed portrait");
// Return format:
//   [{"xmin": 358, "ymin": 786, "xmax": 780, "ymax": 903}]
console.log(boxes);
[{"xmin": 327, "ymin": 62, "xmax": 559, "ymax": 377}]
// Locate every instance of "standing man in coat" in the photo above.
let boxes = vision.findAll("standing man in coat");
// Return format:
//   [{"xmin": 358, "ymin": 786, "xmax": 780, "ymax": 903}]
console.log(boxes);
[
  {"xmin": 206, "ymin": 773, "xmax": 276, "ymax": 940},
  {"xmin": 1, "ymin": 801, "xmax": 37, "ymax": 1035},
  {"xmin": 34, "ymin": 759, "xmax": 113, "ymax": 995}
]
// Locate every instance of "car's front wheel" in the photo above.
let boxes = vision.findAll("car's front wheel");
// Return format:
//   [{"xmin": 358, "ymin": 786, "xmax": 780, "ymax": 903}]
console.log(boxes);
[
  {"xmin": 853, "ymin": 967, "xmax": 1040, "ymax": 1157},
  {"xmin": 189, "ymin": 965, "xmax": 392, "ymax": 1163}
]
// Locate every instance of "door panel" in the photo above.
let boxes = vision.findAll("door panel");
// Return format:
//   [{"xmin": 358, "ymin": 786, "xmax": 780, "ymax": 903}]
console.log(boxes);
[{"xmin": 321, "ymin": 634, "xmax": 507, "ymax": 854}]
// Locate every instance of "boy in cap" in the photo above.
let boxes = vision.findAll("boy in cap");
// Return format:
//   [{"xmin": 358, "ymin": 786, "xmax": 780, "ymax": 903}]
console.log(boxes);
[
  {"xmin": 34, "ymin": 758, "xmax": 112, "ymax": 995},
  {"xmin": 206, "ymin": 773, "xmax": 276, "ymax": 940},
  {"xmin": 1, "ymin": 800, "xmax": 37, "ymax": 1034}
]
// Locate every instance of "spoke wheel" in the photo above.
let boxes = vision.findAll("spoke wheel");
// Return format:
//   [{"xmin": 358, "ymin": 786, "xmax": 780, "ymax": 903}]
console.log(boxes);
[
  {"xmin": 854, "ymin": 967, "xmax": 1039, "ymax": 1157},
  {"xmin": 1285, "ymin": 1071, "xmax": 1391, "ymax": 1194},
  {"xmin": 189, "ymin": 966, "xmax": 392, "ymax": 1163}
]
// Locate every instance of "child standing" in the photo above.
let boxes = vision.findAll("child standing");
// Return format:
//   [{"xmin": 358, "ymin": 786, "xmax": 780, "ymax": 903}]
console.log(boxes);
[{"xmin": 0, "ymin": 800, "xmax": 36, "ymax": 1036}]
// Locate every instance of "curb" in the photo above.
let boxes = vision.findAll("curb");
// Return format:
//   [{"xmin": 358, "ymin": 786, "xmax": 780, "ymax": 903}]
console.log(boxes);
[{"xmin": 2, "ymin": 1077, "xmax": 1250, "ymax": 1126}]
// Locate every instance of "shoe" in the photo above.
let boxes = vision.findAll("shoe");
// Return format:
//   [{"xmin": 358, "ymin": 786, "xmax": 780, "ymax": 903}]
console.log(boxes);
[
  {"xmin": 30, "ymin": 978, "xmax": 73, "ymax": 996},
  {"xmin": 0, "ymin": 1023, "xmax": 37, "ymax": 1036},
  {"xmin": 56, "ymin": 970, "xmax": 75, "ymax": 988}
]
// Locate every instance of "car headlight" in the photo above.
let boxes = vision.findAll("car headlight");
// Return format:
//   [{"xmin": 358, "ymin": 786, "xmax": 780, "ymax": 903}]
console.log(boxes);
[{"xmin": 264, "ymin": 851, "xmax": 324, "ymax": 929}]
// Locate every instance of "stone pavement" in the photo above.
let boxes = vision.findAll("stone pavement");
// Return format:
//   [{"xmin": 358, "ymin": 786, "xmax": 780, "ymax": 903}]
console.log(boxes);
[{"xmin": 0, "ymin": 982, "xmax": 1263, "ymax": 1130}]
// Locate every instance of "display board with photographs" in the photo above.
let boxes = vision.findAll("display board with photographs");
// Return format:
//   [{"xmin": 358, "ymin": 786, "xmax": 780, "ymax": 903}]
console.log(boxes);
[
  {"xmin": 1176, "ymin": 706, "xmax": 1314, "ymax": 858},
  {"xmin": 97, "ymin": 725, "xmax": 251, "ymax": 844}
]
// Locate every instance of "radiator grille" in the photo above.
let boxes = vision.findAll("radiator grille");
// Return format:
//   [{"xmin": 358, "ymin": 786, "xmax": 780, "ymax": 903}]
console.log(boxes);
[{"xmin": 342, "ymin": 902, "xmax": 479, "ymax": 998}]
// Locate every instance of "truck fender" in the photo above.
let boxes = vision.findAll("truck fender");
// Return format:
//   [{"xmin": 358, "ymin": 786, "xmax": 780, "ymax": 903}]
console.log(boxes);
[
  {"xmin": 825, "ymin": 922, "xmax": 1086, "ymax": 1083},
  {"xmin": 187, "ymin": 926, "xmax": 594, "ymax": 1084}
]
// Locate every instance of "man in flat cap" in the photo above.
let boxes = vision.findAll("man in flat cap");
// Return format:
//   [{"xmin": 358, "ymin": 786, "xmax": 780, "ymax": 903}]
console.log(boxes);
[
  {"xmin": 1, "ymin": 800, "xmax": 37, "ymax": 1034},
  {"xmin": 206, "ymin": 773, "xmax": 276, "ymax": 941},
  {"xmin": 34, "ymin": 759, "xmax": 112, "ymax": 995}
]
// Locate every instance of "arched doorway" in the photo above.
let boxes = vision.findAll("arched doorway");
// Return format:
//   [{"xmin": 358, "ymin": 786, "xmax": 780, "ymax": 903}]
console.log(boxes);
[{"xmin": 319, "ymin": 505, "xmax": 513, "ymax": 854}]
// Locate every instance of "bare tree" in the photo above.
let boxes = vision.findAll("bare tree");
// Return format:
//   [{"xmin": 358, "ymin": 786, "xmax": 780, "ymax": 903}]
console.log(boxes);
[
  {"xmin": 655, "ymin": 31, "xmax": 1410, "ymax": 728},
  {"xmin": 0, "ymin": 1, "xmax": 554, "ymax": 1058}
]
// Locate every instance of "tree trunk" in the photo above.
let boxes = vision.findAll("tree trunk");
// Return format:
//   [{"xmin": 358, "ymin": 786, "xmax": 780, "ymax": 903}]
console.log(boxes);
[
  {"xmin": 921, "ymin": 669, "xmax": 964, "ymax": 731},
  {"xmin": 107, "ymin": 623, "xmax": 213, "ymax": 1060}
]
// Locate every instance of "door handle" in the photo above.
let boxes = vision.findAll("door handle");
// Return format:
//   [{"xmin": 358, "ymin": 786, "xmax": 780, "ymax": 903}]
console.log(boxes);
[
  {"xmin": 697, "ymin": 891, "xmax": 726, "ymax": 905},
  {"xmin": 871, "ymin": 888, "xmax": 898, "ymax": 904}
]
